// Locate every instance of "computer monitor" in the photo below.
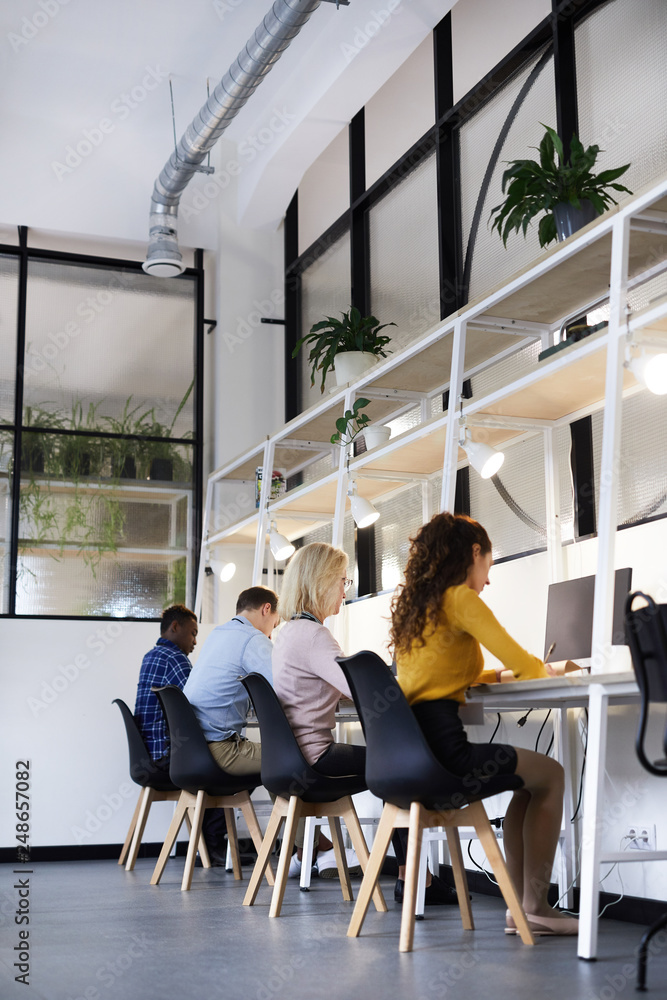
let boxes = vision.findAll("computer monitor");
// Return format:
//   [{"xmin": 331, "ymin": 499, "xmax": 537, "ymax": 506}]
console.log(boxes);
[{"xmin": 543, "ymin": 568, "xmax": 633, "ymax": 661}]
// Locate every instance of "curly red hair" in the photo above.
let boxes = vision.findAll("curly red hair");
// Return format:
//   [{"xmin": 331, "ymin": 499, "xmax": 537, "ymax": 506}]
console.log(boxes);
[{"xmin": 390, "ymin": 513, "xmax": 492, "ymax": 657}]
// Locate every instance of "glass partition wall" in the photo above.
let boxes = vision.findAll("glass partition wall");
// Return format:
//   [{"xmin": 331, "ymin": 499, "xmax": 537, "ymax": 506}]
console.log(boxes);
[{"xmin": 0, "ymin": 237, "xmax": 202, "ymax": 618}]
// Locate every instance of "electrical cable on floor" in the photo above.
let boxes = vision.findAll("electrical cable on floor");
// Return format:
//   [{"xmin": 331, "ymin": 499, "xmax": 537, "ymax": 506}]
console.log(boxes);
[
  {"xmin": 534, "ymin": 709, "xmax": 552, "ymax": 752},
  {"xmin": 466, "ymin": 838, "xmax": 498, "ymax": 887}
]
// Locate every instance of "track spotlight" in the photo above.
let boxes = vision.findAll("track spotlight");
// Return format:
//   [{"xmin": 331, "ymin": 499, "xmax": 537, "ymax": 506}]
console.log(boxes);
[
  {"xmin": 626, "ymin": 344, "xmax": 667, "ymax": 395},
  {"xmin": 461, "ymin": 429, "xmax": 504, "ymax": 479},
  {"xmin": 209, "ymin": 559, "xmax": 237, "ymax": 582},
  {"xmin": 348, "ymin": 480, "xmax": 380, "ymax": 528},
  {"xmin": 269, "ymin": 521, "xmax": 295, "ymax": 560}
]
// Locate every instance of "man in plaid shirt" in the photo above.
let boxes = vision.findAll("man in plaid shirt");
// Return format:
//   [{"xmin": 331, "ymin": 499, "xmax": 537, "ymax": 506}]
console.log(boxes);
[{"xmin": 134, "ymin": 604, "xmax": 199, "ymax": 762}]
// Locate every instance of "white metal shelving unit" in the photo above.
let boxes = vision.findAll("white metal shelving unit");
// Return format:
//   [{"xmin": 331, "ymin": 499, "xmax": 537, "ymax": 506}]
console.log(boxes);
[{"xmin": 197, "ymin": 172, "xmax": 667, "ymax": 622}]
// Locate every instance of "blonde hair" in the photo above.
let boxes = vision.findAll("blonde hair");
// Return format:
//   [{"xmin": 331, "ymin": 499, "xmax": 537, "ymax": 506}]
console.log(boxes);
[{"xmin": 279, "ymin": 542, "xmax": 349, "ymax": 622}]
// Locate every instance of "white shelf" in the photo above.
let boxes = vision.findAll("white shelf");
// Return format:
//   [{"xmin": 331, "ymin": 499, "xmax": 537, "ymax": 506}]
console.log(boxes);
[{"xmin": 197, "ymin": 173, "xmax": 667, "ymax": 613}]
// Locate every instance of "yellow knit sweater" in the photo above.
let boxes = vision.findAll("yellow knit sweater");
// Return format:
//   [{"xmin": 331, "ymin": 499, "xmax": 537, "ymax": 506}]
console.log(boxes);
[{"xmin": 397, "ymin": 584, "xmax": 547, "ymax": 705}]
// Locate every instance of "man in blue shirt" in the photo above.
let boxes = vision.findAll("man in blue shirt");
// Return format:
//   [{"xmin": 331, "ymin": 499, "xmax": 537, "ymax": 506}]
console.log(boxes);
[
  {"xmin": 183, "ymin": 586, "xmax": 280, "ymax": 774},
  {"xmin": 134, "ymin": 604, "xmax": 198, "ymax": 762}
]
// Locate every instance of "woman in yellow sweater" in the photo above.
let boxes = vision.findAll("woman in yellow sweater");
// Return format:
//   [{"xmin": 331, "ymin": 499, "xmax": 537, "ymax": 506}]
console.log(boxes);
[{"xmin": 390, "ymin": 512, "xmax": 577, "ymax": 936}]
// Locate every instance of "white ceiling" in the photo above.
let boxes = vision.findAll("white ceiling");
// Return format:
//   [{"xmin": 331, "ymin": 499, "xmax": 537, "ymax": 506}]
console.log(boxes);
[{"xmin": 0, "ymin": 0, "xmax": 450, "ymax": 254}]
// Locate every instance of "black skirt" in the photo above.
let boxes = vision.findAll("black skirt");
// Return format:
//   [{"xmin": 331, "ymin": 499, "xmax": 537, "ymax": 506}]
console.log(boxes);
[{"xmin": 412, "ymin": 698, "xmax": 518, "ymax": 782}]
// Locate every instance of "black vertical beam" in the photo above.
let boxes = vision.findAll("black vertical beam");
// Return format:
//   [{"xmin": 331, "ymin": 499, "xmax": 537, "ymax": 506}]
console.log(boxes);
[
  {"xmin": 8, "ymin": 226, "xmax": 28, "ymax": 616},
  {"xmin": 552, "ymin": 0, "xmax": 579, "ymax": 160},
  {"xmin": 193, "ymin": 248, "xmax": 205, "ymax": 607},
  {"xmin": 454, "ymin": 466, "xmax": 471, "ymax": 516},
  {"xmin": 348, "ymin": 108, "xmax": 375, "ymax": 595},
  {"xmin": 356, "ymin": 524, "xmax": 376, "ymax": 596},
  {"xmin": 571, "ymin": 416, "xmax": 596, "ymax": 538},
  {"xmin": 349, "ymin": 109, "xmax": 369, "ymax": 314},
  {"xmin": 434, "ymin": 13, "xmax": 464, "ymax": 317},
  {"xmin": 284, "ymin": 191, "xmax": 300, "ymax": 422}
]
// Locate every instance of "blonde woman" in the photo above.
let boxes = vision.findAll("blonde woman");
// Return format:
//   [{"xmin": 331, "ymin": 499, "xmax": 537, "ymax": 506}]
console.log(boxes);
[{"xmin": 273, "ymin": 542, "xmax": 456, "ymax": 903}]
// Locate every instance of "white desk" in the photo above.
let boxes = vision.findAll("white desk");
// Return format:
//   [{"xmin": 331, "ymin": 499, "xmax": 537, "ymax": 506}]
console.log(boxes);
[{"xmin": 467, "ymin": 671, "xmax": 667, "ymax": 959}]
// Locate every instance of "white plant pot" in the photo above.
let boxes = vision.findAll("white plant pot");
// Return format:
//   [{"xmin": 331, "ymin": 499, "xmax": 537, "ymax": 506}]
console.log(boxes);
[
  {"xmin": 333, "ymin": 351, "xmax": 379, "ymax": 386},
  {"xmin": 363, "ymin": 424, "xmax": 391, "ymax": 450}
]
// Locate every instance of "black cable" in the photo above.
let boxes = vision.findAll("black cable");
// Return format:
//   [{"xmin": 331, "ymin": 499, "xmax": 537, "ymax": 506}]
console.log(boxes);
[
  {"xmin": 534, "ymin": 709, "xmax": 552, "ymax": 752},
  {"xmin": 545, "ymin": 733, "xmax": 554, "ymax": 757},
  {"xmin": 517, "ymin": 709, "xmax": 533, "ymax": 727},
  {"xmin": 490, "ymin": 712, "xmax": 502, "ymax": 743},
  {"xmin": 571, "ymin": 708, "xmax": 588, "ymax": 823},
  {"xmin": 466, "ymin": 838, "xmax": 497, "ymax": 885}
]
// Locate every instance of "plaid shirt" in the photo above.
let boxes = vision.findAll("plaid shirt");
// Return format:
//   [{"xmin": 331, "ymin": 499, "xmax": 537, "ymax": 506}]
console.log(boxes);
[{"xmin": 134, "ymin": 637, "xmax": 192, "ymax": 760}]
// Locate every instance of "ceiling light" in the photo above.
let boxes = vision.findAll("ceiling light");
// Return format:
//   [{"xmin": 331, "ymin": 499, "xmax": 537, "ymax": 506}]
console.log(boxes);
[
  {"xmin": 627, "ymin": 345, "xmax": 667, "ymax": 395},
  {"xmin": 269, "ymin": 521, "xmax": 295, "ymax": 561},
  {"xmin": 461, "ymin": 430, "xmax": 504, "ymax": 479},
  {"xmin": 141, "ymin": 257, "xmax": 186, "ymax": 278},
  {"xmin": 347, "ymin": 481, "xmax": 380, "ymax": 528}
]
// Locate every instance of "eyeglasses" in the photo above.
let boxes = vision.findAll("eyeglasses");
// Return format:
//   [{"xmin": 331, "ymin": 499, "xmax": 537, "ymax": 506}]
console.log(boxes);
[{"xmin": 342, "ymin": 577, "xmax": 354, "ymax": 592}]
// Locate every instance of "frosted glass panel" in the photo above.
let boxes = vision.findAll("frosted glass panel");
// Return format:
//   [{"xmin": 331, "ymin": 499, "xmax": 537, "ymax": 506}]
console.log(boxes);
[
  {"xmin": 299, "ymin": 233, "xmax": 351, "ymax": 410},
  {"xmin": 369, "ymin": 153, "xmax": 440, "ymax": 349},
  {"xmin": 0, "ymin": 256, "xmax": 19, "ymax": 424}
]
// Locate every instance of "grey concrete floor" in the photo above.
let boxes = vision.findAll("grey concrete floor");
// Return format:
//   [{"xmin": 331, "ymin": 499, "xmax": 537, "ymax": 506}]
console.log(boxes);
[{"xmin": 1, "ymin": 859, "xmax": 666, "ymax": 1000}]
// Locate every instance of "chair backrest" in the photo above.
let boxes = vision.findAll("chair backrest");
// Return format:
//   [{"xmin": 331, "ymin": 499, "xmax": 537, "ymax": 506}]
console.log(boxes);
[
  {"xmin": 152, "ymin": 685, "xmax": 258, "ymax": 795},
  {"xmin": 625, "ymin": 591, "xmax": 667, "ymax": 775},
  {"xmin": 112, "ymin": 698, "xmax": 176, "ymax": 792},
  {"xmin": 241, "ymin": 672, "xmax": 366, "ymax": 803},
  {"xmin": 337, "ymin": 650, "xmax": 522, "ymax": 810}
]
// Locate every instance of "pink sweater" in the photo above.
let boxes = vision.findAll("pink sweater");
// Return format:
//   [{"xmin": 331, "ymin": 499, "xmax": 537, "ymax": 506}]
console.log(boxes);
[{"xmin": 272, "ymin": 619, "xmax": 351, "ymax": 765}]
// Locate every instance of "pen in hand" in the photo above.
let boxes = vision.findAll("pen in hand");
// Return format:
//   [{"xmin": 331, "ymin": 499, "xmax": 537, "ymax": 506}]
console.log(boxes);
[{"xmin": 545, "ymin": 641, "xmax": 556, "ymax": 664}]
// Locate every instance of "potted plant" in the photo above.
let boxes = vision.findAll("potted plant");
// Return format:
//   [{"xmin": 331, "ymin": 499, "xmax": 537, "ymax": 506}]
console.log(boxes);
[
  {"xmin": 293, "ymin": 307, "xmax": 395, "ymax": 393},
  {"xmin": 330, "ymin": 398, "xmax": 371, "ymax": 446},
  {"xmin": 489, "ymin": 124, "xmax": 632, "ymax": 248}
]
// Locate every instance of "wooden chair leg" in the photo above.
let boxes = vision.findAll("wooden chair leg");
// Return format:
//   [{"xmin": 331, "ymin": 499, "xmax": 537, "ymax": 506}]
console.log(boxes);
[
  {"xmin": 399, "ymin": 802, "xmax": 424, "ymax": 953},
  {"xmin": 224, "ymin": 807, "xmax": 242, "ymax": 880},
  {"xmin": 446, "ymin": 827, "xmax": 474, "ymax": 930},
  {"xmin": 244, "ymin": 802, "xmax": 285, "ymax": 907},
  {"xmin": 470, "ymin": 802, "xmax": 535, "ymax": 946},
  {"xmin": 184, "ymin": 809, "xmax": 211, "ymax": 868},
  {"xmin": 328, "ymin": 815, "xmax": 353, "ymax": 901},
  {"xmin": 347, "ymin": 805, "xmax": 396, "ymax": 938},
  {"xmin": 181, "ymin": 790, "xmax": 206, "ymax": 892},
  {"xmin": 119, "ymin": 790, "xmax": 143, "ymax": 866},
  {"xmin": 151, "ymin": 795, "xmax": 189, "ymax": 885},
  {"xmin": 340, "ymin": 799, "xmax": 387, "ymax": 913},
  {"xmin": 270, "ymin": 796, "xmax": 301, "ymax": 918},
  {"xmin": 239, "ymin": 796, "xmax": 275, "ymax": 887}
]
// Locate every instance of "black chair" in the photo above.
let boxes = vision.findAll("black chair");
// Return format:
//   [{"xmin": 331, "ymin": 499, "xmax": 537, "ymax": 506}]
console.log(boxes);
[
  {"xmin": 240, "ymin": 672, "xmax": 386, "ymax": 918},
  {"xmin": 113, "ymin": 698, "xmax": 191, "ymax": 872},
  {"xmin": 337, "ymin": 651, "xmax": 535, "ymax": 952},
  {"xmin": 149, "ymin": 685, "xmax": 274, "ymax": 892},
  {"xmin": 625, "ymin": 591, "xmax": 667, "ymax": 991}
]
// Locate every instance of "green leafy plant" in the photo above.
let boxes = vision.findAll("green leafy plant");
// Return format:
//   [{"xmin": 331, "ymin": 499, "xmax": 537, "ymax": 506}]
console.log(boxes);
[
  {"xmin": 293, "ymin": 307, "xmax": 394, "ymax": 393},
  {"xmin": 489, "ymin": 124, "xmax": 632, "ymax": 248},
  {"xmin": 330, "ymin": 398, "xmax": 371, "ymax": 446}
]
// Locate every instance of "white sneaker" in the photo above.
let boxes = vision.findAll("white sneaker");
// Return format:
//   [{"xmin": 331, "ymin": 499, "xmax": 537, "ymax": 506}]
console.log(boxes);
[
  {"xmin": 316, "ymin": 847, "xmax": 362, "ymax": 879},
  {"xmin": 288, "ymin": 853, "xmax": 302, "ymax": 878}
]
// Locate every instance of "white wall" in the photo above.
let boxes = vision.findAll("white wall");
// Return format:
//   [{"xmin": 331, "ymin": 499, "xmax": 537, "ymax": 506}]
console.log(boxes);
[{"xmin": 0, "ymin": 620, "xmax": 217, "ymax": 852}]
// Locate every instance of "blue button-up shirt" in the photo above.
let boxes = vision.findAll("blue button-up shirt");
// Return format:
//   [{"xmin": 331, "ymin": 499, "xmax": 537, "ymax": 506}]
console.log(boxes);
[
  {"xmin": 183, "ymin": 615, "xmax": 273, "ymax": 741},
  {"xmin": 134, "ymin": 637, "xmax": 192, "ymax": 760}
]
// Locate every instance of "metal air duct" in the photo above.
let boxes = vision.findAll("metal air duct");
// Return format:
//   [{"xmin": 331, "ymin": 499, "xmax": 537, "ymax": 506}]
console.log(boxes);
[{"xmin": 143, "ymin": 0, "xmax": 323, "ymax": 277}]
